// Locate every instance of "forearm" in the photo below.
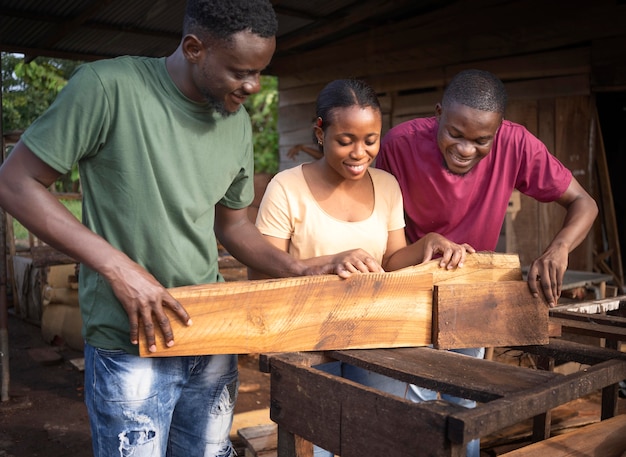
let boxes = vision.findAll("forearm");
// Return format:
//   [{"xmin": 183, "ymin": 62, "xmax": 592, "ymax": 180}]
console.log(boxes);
[
  {"xmin": 383, "ymin": 242, "xmax": 424, "ymax": 271},
  {"xmin": 217, "ymin": 218, "xmax": 307, "ymax": 278},
  {"xmin": 0, "ymin": 157, "xmax": 130, "ymax": 280},
  {"xmin": 545, "ymin": 195, "xmax": 598, "ymax": 255}
]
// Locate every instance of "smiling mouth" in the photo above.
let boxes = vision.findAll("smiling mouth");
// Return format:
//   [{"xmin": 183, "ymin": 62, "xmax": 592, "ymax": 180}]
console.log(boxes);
[
  {"xmin": 449, "ymin": 150, "xmax": 474, "ymax": 165},
  {"xmin": 231, "ymin": 93, "xmax": 248, "ymax": 104}
]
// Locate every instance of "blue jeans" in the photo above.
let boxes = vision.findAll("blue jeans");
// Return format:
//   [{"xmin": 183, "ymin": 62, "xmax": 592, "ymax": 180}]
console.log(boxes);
[
  {"xmin": 314, "ymin": 347, "xmax": 484, "ymax": 457},
  {"xmin": 84, "ymin": 343, "xmax": 238, "ymax": 457}
]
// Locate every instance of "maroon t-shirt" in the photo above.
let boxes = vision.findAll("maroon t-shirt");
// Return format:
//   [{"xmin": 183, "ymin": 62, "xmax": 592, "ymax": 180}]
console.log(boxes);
[{"xmin": 377, "ymin": 117, "xmax": 572, "ymax": 250}]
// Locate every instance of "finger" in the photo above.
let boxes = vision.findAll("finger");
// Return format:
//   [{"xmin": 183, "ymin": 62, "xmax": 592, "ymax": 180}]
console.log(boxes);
[
  {"xmin": 463, "ymin": 244, "xmax": 476, "ymax": 254},
  {"xmin": 152, "ymin": 307, "xmax": 175, "ymax": 348},
  {"xmin": 128, "ymin": 315, "xmax": 140, "ymax": 345},
  {"xmin": 439, "ymin": 248, "xmax": 453, "ymax": 268},
  {"xmin": 457, "ymin": 248, "xmax": 467, "ymax": 267},
  {"xmin": 362, "ymin": 257, "xmax": 384, "ymax": 273},
  {"xmin": 549, "ymin": 268, "xmax": 560, "ymax": 307},
  {"xmin": 335, "ymin": 263, "xmax": 352, "ymax": 279},
  {"xmin": 344, "ymin": 261, "xmax": 360, "ymax": 274},
  {"xmin": 447, "ymin": 249, "xmax": 463, "ymax": 270},
  {"xmin": 528, "ymin": 275, "xmax": 539, "ymax": 298},
  {"xmin": 140, "ymin": 313, "xmax": 157, "ymax": 353},
  {"xmin": 541, "ymin": 279, "xmax": 555, "ymax": 307},
  {"xmin": 164, "ymin": 296, "xmax": 192, "ymax": 326},
  {"xmin": 527, "ymin": 265, "xmax": 540, "ymax": 298}
]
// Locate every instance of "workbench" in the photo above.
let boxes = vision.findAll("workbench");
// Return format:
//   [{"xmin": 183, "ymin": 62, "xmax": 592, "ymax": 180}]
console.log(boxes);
[{"xmin": 262, "ymin": 338, "xmax": 626, "ymax": 457}]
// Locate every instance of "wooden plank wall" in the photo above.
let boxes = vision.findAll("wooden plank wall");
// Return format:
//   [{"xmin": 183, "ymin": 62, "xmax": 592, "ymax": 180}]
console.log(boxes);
[{"xmin": 276, "ymin": 45, "xmax": 597, "ymax": 270}]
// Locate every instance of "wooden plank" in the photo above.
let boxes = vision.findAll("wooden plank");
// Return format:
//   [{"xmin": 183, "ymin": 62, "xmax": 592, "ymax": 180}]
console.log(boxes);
[
  {"xmin": 396, "ymin": 251, "xmax": 522, "ymax": 284},
  {"xmin": 433, "ymin": 281, "xmax": 549, "ymax": 349},
  {"xmin": 237, "ymin": 423, "xmax": 277, "ymax": 457},
  {"xmin": 549, "ymin": 317, "xmax": 626, "ymax": 340},
  {"xmin": 517, "ymin": 337, "xmax": 626, "ymax": 365},
  {"xmin": 140, "ymin": 270, "xmax": 433, "ymax": 356},
  {"xmin": 140, "ymin": 252, "xmax": 521, "ymax": 356},
  {"xmin": 331, "ymin": 347, "xmax": 560, "ymax": 403},
  {"xmin": 447, "ymin": 358, "xmax": 626, "ymax": 444},
  {"xmin": 500, "ymin": 414, "xmax": 626, "ymax": 457}
]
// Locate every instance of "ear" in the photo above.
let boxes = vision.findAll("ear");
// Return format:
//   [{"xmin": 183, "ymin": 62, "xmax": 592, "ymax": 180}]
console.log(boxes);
[
  {"xmin": 181, "ymin": 34, "xmax": 205, "ymax": 63},
  {"xmin": 314, "ymin": 126, "xmax": 324, "ymax": 145},
  {"xmin": 435, "ymin": 103, "xmax": 443, "ymax": 118}
]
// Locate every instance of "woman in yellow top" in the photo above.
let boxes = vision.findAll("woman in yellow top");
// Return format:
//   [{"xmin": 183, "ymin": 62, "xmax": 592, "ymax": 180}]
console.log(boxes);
[{"xmin": 251, "ymin": 78, "xmax": 473, "ymax": 456}]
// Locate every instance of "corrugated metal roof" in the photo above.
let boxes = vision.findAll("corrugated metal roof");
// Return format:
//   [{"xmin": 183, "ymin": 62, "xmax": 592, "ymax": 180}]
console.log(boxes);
[{"xmin": 1, "ymin": 0, "xmax": 443, "ymax": 63}]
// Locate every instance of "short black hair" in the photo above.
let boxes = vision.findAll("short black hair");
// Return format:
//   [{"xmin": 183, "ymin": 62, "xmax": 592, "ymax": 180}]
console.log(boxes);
[
  {"xmin": 442, "ymin": 69, "xmax": 507, "ymax": 114},
  {"xmin": 183, "ymin": 0, "xmax": 278, "ymax": 42},
  {"xmin": 316, "ymin": 79, "xmax": 381, "ymax": 126}
]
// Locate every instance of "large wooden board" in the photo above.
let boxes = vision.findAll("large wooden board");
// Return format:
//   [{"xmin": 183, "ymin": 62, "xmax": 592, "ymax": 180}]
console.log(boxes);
[
  {"xmin": 140, "ymin": 252, "xmax": 523, "ymax": 357},
  {"xmin": 140, "ymin": 271, "xmax": 433, "ymax": 356},
  {"xmin": 433, "ymin": 281, "xmax": 549, "ymax": 349}
]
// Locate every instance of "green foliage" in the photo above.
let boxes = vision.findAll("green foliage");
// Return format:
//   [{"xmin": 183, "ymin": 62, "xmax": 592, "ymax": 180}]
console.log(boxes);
[
  {"xmin": 2, "ymin": 53, "xmax": 82, "ymax": 192},
  {"xmin": 244, "ymin": 75, "xmax": 279, "ymax": 174},
  {"xmin": 2, "ymin": 53, "xmax": 79, "ymax": 132}
]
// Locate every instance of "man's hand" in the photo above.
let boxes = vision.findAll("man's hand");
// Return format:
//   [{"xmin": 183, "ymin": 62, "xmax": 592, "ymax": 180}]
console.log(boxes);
[
  {"xmin": 105, "ymin": 257, "xmax": 192, "ymax": 352},
  {"xmin": 527, "ymin": 245, "xmax": 569, "ymax": 307},
  {"xmin": 420, "ymin": 232, "xmax": 476, "ymax": 269}
]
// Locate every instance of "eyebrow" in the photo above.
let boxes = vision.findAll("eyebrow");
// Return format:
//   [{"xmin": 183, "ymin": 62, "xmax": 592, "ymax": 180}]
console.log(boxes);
[{"xmin": 449, "ymin": 126, "xmax": 493, "ymax": 141}]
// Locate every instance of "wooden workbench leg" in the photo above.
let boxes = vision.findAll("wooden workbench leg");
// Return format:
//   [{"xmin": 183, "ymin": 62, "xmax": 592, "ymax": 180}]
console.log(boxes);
[
  {"xmin": 532, "ymin": 412, "xmax": 551, "ymax": 442},
  {"xmin": 277, "ymin": 426, "xmax": 314, "ymax": 457},
  {"xmin": 601, "ymin": 383, "xmax": 619, "ymax": 420},
  {"xmin": 531, "ymin": 354, "xmax": 554, "ymax": 441}
]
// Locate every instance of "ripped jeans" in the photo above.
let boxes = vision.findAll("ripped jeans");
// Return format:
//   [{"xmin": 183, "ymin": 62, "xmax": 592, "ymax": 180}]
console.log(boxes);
[{"xmin": 84, "ymin": 343, "xmax": 238, "ymax": 457}]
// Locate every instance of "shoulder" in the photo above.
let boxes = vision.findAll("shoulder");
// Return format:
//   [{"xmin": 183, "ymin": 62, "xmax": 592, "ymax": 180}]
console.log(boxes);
[
  {"xmin": 495, "ymin": 120, "xmax": 549, "ymax": 153},
  {"xmin": 83, "ymin": 56, "xmax": 160, "ymax": 75},
  {"xmin": 385, "ymin": 116, "xmax": 436, "ymax": 138},
  {"xmin": 369, "ymin": 167, "xmax": 399, "ymax": 185},
  {"xmin": 369, "ymin": 168, "xmax": 402, "ymax": 196},
  {"xmin": 72, "ymin": 56, "xmax": 163, "ymax": 91},
  {"xmin": 267, "ymin": 165, "xmax": 304, "ymax": 188},
  {"xmin": 381, "ymin": 117, "xmax": 437, "ymax": 151}
]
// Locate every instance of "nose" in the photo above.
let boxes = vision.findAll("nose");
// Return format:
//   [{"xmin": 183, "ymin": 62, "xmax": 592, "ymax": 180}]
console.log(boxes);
[
  {"xmin": 350, "ymin": 142, "xmax": 368, "ymax": 159},
  {"xmin": 242, "ymin": 75, "xmax": 261, "ymax": 95},
  {"xmin": 456, "ymin": 139, "xmax": 475, "ymax": 157}
]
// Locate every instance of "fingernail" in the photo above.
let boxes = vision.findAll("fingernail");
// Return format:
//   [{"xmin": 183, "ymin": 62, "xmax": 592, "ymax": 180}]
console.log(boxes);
[
  {"xmin": 166, "ymin": 340, "xmax": 175, "ymax": 348},
  {"xmin": 149, "ymin": 344, "xmax": 157, "ymax": 352},
  {"xmin": 187, "ymin": 319, "xmax": 193, "ymax": 326}
]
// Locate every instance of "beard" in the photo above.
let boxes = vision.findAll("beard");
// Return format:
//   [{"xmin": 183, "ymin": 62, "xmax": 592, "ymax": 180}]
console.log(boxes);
[
  {"xmin": 441, "ymin": 156, "xmax": 469, "ymax": 177},
  {"xmin": 200, "ymin": 88, "xmax": 237, "ymax": 117}
]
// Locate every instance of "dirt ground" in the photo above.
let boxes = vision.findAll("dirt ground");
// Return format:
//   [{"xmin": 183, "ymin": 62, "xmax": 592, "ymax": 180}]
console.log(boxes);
[{"xmin": 0, "ymin": 312, "xmax": 271, "ymax": 457}]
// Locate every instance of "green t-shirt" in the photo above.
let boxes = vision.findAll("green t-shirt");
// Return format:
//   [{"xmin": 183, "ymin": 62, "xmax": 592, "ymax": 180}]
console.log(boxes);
[{"xmin": 22, "ymin": 56, "xmax": 254, "ymax": 354}]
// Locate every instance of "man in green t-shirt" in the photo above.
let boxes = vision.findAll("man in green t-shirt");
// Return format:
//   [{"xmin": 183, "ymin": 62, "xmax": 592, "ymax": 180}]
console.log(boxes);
[{"xmin": 0, "ymin": 1, "xmax": 380, "ymax": 456}]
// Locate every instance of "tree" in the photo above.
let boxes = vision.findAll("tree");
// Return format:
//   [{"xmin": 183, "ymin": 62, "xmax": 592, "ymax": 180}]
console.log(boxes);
[
  {"xmin": 2, "ymin": 53, "xmax": 79, "ymax": 133},
  {"xmin": 244, "ymin": 75, "xmax": 279, "ymax": 174}
]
